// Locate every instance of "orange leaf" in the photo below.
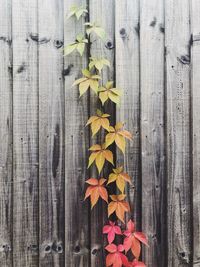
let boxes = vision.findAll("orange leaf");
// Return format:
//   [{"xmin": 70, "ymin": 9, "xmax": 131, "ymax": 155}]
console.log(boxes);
[
  {"xmin": 108, "ymin": 194, "xmax": 130, "ymax": 222},
  {"xmin": 84, "ymin": 178, "xmax": 108, "ymax": 208},
  {"xmin": 105, "ymin": 122, "xmax": 132, "ymax": 154}
]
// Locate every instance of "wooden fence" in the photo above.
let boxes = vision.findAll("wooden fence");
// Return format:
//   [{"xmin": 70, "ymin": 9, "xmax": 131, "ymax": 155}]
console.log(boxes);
[{"xmin": 0, "ymin": 0, "xmax": 199, "ymax": 266}]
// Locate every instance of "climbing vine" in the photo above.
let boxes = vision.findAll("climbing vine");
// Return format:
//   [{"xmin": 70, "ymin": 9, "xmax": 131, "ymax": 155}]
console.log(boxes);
[{"xmin": 65, "ymin": 4, "xmax": 148, "ymax": 267}]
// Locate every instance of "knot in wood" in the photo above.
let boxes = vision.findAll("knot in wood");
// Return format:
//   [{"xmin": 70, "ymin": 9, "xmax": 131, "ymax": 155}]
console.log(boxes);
[
  {"xmin": 105, "ymin": 41, "xmax": 114, "ymax": 50},
  {"xmin": 54, "ymin": 39, "xmax": 63, "ymax": 48}
]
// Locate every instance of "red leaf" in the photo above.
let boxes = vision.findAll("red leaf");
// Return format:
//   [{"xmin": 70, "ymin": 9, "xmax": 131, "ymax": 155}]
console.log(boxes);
[
  {"xmin": 123, "ymin": 220, "xmax": 148, "ymax": 259},
  {"xmin": 103, "ymin": 221, "xmax": 122, "ymax": 244},
  {"xmin": 105, "ymin": 244, "xmax": 128, "ymax": 267},
  {"xmin": 134, "ymin": 232, "xmax": 148, "ymax": 246}
]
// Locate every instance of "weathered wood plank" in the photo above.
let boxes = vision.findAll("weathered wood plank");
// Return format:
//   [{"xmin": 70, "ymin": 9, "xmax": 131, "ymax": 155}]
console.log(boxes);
[
  {"xmin": 191, "ymin": 1, "xmax": 200, "ymax": 265},
  {"xmin": 0, "ymin": 0, "xmax": 13, "ymax": 265},
  {"xmin": 89, "ymin": 0, "xmax": 115, "ymax": 266},
  {"xmin": 140, "ymin": 0, "xmax": 166, "ymax": 266},
  {"xmin": 115, "ymin": 0, "xmax": 141, "ymax": 228},
  {"xmin": 12, "ymin": 0, "xmax": 39, "ymax": 266},
  {"xmin": 165, "ymin": 0, "xmax": 192, "ymax": 265},
  {"xmin": 38, "ymin": 0, "xmax": 65, "ymax": 266},
  {"xmin": 64, "ymin": 0, "xmax": 90, "ymax": 266}
]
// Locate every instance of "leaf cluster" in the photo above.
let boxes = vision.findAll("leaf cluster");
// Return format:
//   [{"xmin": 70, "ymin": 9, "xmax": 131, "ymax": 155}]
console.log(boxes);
[{"xmin": 66, "ymin": 4, "xmax": 148, "ymax": 267}]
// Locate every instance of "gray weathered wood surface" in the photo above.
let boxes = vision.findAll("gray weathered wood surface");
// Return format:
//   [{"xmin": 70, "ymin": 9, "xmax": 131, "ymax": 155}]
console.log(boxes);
[{"xmin": 0, "ymin": 0, "xmax": 198, "ymax": 266}]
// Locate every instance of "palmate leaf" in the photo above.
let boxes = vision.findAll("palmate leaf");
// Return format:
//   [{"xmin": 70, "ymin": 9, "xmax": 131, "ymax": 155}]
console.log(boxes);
[
  {"xmin": 86, "ymin": 109, "xmax": 110, "ymax": 136},
  {"xmin": 103, "ymin": 221, "xmax": 122, "ymax": 244},
  {"xmin": 105, "ymin": 244, "xmax": 129, "ymax": 267},
  {"xmin": 85, "ymin": 22, "xmax": 106, "ymax": 40},
  {"xmin": 88, "ymin": 143, "xmax": 114, "ymax": 174},
  {"xmin": 105, "ymin": 122, "xmax": 132, "ymax": 154},
  {"xmin": 67, "ymin": 4, "xmax": 88, "ymax": 20},
  {"xmin": 72, "ymin": 69, "xmax": 101, "ymax": 96},
  {"xmin": 108, "ymin": 194, "xmax": 130, "ymax": 223},
  {"xmin": 107, "ymin": 166, "xmax": 131, "ymax": 193},
  {"xmin": 123, "ymin": 220, "xmax": 148, "ymax": 259},
  {"xmin": 98, "ymin": 81, "xmax": 122, "ymax": 105},
  {"xmin": 89, "ymin": 57, "xmax": 110, "ymax": 72},
  {"xmin": 64, "ymin": 34, "xmax": 88, "ymax": 56},
  {"xmin": 84, "ymin": 178, "xmax": 108, "ymax": 208}
]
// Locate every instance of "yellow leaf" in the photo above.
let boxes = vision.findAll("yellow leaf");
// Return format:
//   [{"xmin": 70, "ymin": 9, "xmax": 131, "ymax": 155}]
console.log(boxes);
[
  {"xmin": 105, "ymin": 133, "xmax": 115, "ymax": 148},
  {"xmin": 95, "ymin": 153, "xmax": 105, "ymax": 174},
  {"xmin": 102, "ymin": 150, "xmax": 114, "ymax": 165},
  {"xmin": 115, "ymin": 122, "xmax": 123, "ymax": 131},
  {"xmin": 107, "ymin": 173, "xmax": 117, "ymax": 185},
  {"xmin": 108, "ymin": 91, "xmax": 120, "ymax": 105},
  {"xmin": 100, "ymin": 118, "xmax": 110, "ymax": 132},
  {"xmin": 115, "ymin": 134, "xmax": 126, "ymax": 153},
  {"xmin": 116, "ymin": 178, "xmax": 125, "ymax": 193},
  {"xmin": 91, "ymin": 119, "xmax": 101, "ymax": 136},
  {"xmin": 90, "ymin": 80, "xmax": 99, "ymax": 94},
  {"xmin": 99, "ymin": 91, "xmax": 108, "ymax": 105},
  {"xmin": 88, "ymin": 152, "xmax": 98, "ymax": 168},
  {"xmin": 79, "ymin": 79, "xmax": 90, "ymax": 96},
  {"xmin": 86, "ymin": 116, "xmax": 98, "ymax": 126}
]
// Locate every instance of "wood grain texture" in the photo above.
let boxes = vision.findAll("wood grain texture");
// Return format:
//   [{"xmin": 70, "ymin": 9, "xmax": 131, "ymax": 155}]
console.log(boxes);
[
  {"xmin": 140, "ymin": 0, "xmax": 166, "ymax": 266},
  {"xmin": 88, "ymin": 0, "xmax": 115, "ymax": 266},
  {"xmin": 38, "ymin": 0, "xmax": 65, "ymax": 266},
  {"xmin": 64, "ymin": 0, "xmax": 90, "ymax": 266},
  {"xmin": 115, "ymin": 0, "xmax": 141, "ymax": 228},
  {"xmin": 165, "ymin": 0, "xmax": 192, "ymax": 265},
  {"xmin": 191, "ymin": 0, "xmax": 200, "ymax": 265},
  {"xmin": 12, "ymin": 0, "xmax": 39, "ymax": 266},
  {"xmin": 0, "ymin": 0, "xmax": 13, "ymax": 265}
]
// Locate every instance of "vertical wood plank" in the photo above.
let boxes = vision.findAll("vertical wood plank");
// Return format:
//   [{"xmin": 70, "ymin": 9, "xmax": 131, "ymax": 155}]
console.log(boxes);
[
  {"xmin": 64, "ymin": 0, "xmax": 90, "ymax": 266},
  {"xmin": 89, "ymin": 0, "xmax": 115, "ymax": 266},
  {"xmin": 12, "ymin": 0, "xmax": 39, "ymax": 266},
  {"xmin": 115, "ymin": 0, "xmax": 141, "ymax": 227},
  {"xmin": 38, "ymin": 0, "xmax": 65, "ymax": 266},
  {"xmin": 140, "ymin": 0, "xmax": 166, "ymax": 266},
  {"xmin": 191, "ymin": 0, "xmax": 200, "ymax": 265},
  {"xmin": 0, "ymin": 0, "xmax": 13, "ymax": 265},
  {"xmin": 165, "ymin": 0, "xmax": 192, "ymax": 265}
]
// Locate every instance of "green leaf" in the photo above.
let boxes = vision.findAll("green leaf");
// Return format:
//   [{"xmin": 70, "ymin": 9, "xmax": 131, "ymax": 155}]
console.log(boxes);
[
  {"xmin": 85, "ymin": 22, "xmax": 106, "ymax": 40},
  {"xmin": 89, "ymin": 57, "xmax": 110, "ymax": 72},
  {"xmin": 64, "ymin": 44, "xmax": 77, "ymax": 56},
  {"xmin": 76, "ymin": 43, "xmax": 85, "ymax": 56},
  {"xmin": 64, "ymin": 34, "xmax": 88, "ymax": 57},
  {"xmin": 67, "ymin": 4, "xmax": 88, "ymax": 20}
]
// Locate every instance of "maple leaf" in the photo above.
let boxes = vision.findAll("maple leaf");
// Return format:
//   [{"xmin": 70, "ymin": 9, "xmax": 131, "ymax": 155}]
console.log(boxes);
[
  {"xmin": 67, "ymin": 4, "xmax": 88, "ymax": 20},
  {"xmin": 86, "ymin": 109, "xmax": 110, "ymax": 137},
  {"xmin": 128, "ymin": 259, "xmax": 146, "ymax": 267},
  {"xmin": 108, "ymin": 194, "xmax": 130, "ymax": 223},
  {"xmin": 89, "ymin": 57, "xmax": 110, "ymax": 72},
  {"xmin": 64, "ymin": 34, "xmax": 88, "ymax": 56},
  {"xmin": 85, "ymin": 22, "xmax": 106, "ymax": 40},
  {"xmin": 103, "ymin": 221, "xmax": 122, "ymax": 244},
  {"xmin": 84, "ymin": 178, "xmax": 108, "ymax": 208},
  {"xmin": 72, "ymin": 69, "xmax": 101, "ymax": 96},
  {"xmin": 105, "ymin": 244, "xmax": 129, "ymax": 267},
  {"xmin": 123, "ymin": 220, "xmax": 148, "ymax": 259},
  {"xmin": 105, "ymin": 122, "xmax": 132, "ymax": 154},
  {"xmin": 107, "ymin": 166, "xmax": 131, "ymax": 193},
  {"xmin": 88, "ymin": 144, "xmax": 114, "ymax": 174},
  {"xmin": 98, "ymin": 81, "xmax": 122, "ymax": 105}
]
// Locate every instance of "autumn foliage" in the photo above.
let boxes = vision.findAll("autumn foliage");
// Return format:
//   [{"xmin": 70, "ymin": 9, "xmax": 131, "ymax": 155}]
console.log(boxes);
[{"xmin": 66, "ymin": 5, "xmax": 148, "ymax": 266}]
